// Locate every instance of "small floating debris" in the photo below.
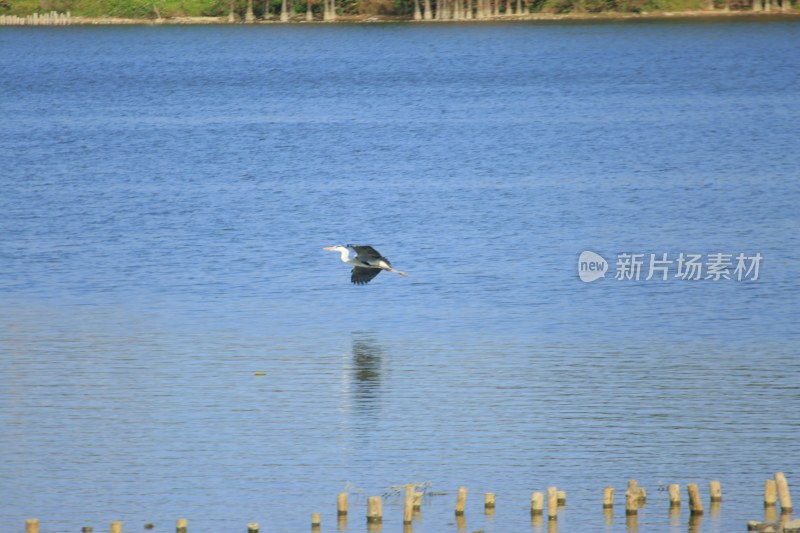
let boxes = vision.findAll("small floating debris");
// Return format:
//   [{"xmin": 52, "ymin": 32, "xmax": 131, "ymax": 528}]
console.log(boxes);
[{"xmin": 254, "ymin": 372, "xmax": 266, "ymax": 376}]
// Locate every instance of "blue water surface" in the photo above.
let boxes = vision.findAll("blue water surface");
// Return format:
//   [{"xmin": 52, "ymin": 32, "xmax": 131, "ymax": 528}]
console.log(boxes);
[{"xmin": 1, "ymin": 19, "xmax": 799, "ymax": 533}]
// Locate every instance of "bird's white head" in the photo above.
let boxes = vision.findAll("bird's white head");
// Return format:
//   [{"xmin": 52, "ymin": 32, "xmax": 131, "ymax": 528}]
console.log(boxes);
[{"xmin": 324, "ymin": 245, "xmax": 351, "ymax": 263}]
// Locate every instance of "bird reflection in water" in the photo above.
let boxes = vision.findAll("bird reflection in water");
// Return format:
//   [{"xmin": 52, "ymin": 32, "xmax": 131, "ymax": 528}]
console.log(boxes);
[{"xmin": 351, "ymin": 333, "xmax": 386, "ymax": 408}]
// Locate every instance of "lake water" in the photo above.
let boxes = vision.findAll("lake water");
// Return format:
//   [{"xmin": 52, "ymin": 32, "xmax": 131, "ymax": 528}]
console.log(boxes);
[{"xmin": 1, "ymin": 18, "xmax": 799, "ymax": 533}]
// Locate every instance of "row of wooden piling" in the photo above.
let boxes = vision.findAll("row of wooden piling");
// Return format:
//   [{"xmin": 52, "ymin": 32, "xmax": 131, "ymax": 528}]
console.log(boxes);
[
  {"xmin": 0, "ymin": 12, "xmax": 72, "ymax": 25},
  {"xmin": 21, "ymin": 472, "xmax": 793, "ymax": 531}
]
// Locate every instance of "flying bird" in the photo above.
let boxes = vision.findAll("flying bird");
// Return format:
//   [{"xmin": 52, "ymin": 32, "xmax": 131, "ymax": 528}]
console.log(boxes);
[{"xmin": 324, "ymin": 244, "xmax": 409, "ymax": 285}]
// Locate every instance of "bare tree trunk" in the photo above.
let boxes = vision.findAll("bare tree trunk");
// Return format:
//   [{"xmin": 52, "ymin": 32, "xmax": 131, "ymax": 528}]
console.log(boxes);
[
  {"xmin": 752, "ymin": 0, "xmax": 762, "ymax": 10},
  {"xmin": 492, "ymin": 0, "xmax": 499, "ymax": 16},
  {"xmin": 280, "ymin": 0, "xmax": 288, "ymax": 20},
  {"xmin": 782, "ymin": 0, "xmax": 791, "ymax": 12},
  {"xmin": 228, "ymin": 0, "xmax": 236, "ymax": 21},
  {"xmin": 464, "ymin": 0, "xmax": 472, "ymax": 17},
  {"xmin": 516, "ymin": 0, "xmax": 521, "ymax": 14},
  {"xmin": 424, "ymin": 0, "xmax": 433, "ymax": 18},
  {"xmin": 306, "ymin": 0, "xmax": 313, "ymax": 19},
  {"xmin": 414, "ymin": 0, "xmax": 422, "ymax": 18},
  {"xmin": 246, "ymin": 0, "xmax": 255, "ymax": 21}
]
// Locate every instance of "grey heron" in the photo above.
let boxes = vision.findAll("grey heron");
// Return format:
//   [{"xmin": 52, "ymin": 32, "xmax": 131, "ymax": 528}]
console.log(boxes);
[{"xmin": 324, "ymin": 244, "xmax": 409, "ymax": 285}]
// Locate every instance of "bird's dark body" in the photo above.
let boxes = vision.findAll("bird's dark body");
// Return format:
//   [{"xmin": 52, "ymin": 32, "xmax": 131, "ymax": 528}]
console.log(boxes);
[
  {"xmin": 347, "ymin": 244, "xmax": 391, "ymax": 266},
  {"xmin": 347, "ymin": 244, "xmax": 391, "ymax": 285}
]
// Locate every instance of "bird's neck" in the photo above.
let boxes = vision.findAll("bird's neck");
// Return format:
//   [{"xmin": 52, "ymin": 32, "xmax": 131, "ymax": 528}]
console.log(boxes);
[{"xmin": 338, "ymin": 248, "xmax": 352, "ymax": 263}]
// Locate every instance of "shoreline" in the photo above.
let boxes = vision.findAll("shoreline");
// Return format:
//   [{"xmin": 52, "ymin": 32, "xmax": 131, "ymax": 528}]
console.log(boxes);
[{"xmin": 1, "ymin": 9, "xmax": 797, "ymax": 25}]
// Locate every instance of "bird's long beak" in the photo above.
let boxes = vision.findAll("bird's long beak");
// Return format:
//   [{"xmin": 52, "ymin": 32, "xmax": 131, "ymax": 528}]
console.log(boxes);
[{"xmin": 323, "ymin": 246, "xmax": 337, "ymax": 251}]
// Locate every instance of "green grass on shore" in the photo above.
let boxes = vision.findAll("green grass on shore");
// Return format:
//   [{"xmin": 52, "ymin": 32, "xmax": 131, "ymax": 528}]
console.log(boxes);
[{"xmin": 0, "ymin": 0, "xmax": 789, "ymax": 21}]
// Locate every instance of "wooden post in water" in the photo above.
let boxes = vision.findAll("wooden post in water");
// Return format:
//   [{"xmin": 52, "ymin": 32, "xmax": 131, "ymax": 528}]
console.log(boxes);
[
  {"xmin": 557, "ymin": 490, "xmax": 566, "ymax": 506},
  {"xmin": 638, "ymin": 487, "xmax": 647, "ymax": 504},
  {"xmin": 82, "ymin": 528, "xmax": 93, "ymax": 533},
  {"xmin": 246, "ymin": 523, "xmax": 259, "ymax": 533},
  {"xmin": 547, "ymin": 486, "xmax": 558, "ymax": 520},
  {"xmin": 709, "ymin": 480, "xmax": 722, "ymax": 503},
  {"xmin": 367, "ymin": 496, "xmax": 382, "ymax": 523},
  {"xmin": 26, "ymin": 519, "xmax": 39, "ymax": 533},
  {"xmin": 311, "ymin": 513, "xmax": 321, "ymax": 528},
  {"xmin": 669, "ymin": 484, "xmax": 681, "ymax": 507},
  {"xmin": 176, "ymin": 518, "xmax": 188, "ymax": 533},
  {"xmin": 455, "ymin": 486, "xmax": 468, "ymax": 515},
  {"xmin": 625, "ymin": 487, "xmax": 638, "ymax": 515},
  {"xmin": 484, "ymin": 492, "xmax": 495, "ymax": 511},
  {"xmin": 603, "ymin": 486, "xmax": 614, "ymax": 508},
  {"xmin": 337, "ymin": 492, "xmax": 348, "ymax": 530},
  {"xmin": 687, "ymin": 483, "xmax": 704, "ymax": 515},
  {"xmin": 337, "ymin": 492, "xmax": 348, "ymax": 516},
  {"xmin": 765, "ymin": 479, "xmax": 777, "ymax": 507},
  {"xmin": 775, "ymin": 472, "xmax": 793, "ymax": 513},
  {"xmin": 413, "ymin": 491, "xmax": 423, "ymax": 510},
  {"xmin": 531, "ymin": 492, "xmax": 544, "ymax": 515},
  {"xmin": 403, "ymin": 485, "xmax": 415, "ymax": 524},
  {"xmin": 111, "ymin": 522, "xmax": 123, "ymax": 533}
]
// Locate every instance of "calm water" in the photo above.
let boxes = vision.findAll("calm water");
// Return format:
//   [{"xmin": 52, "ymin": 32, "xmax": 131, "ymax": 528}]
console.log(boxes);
[{"xmin": 1, "ymin": 19, "xmax": 799, "ymax": 533}]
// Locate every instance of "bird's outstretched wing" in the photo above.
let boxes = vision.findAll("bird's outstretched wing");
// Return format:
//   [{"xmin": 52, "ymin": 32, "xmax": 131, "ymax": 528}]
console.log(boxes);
[
  {"xmin": 351, "ymin": 266, "xmax": 382, "ymax": 285},
  {"xmin": 348, "ymin": 244, "xmax": 391, "ymax": 266}
]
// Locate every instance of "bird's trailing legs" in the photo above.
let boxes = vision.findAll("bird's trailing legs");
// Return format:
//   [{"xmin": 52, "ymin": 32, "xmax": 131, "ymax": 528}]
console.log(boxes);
[{"xmin": 387, "ymin": 267, "xmax": 409, "ymax": 277}]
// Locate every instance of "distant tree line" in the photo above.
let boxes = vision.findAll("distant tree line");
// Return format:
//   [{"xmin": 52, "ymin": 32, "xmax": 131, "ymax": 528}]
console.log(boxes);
[{"xmin": 0, "ymin": 0, "xmax": 793, "ymax": 20}]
